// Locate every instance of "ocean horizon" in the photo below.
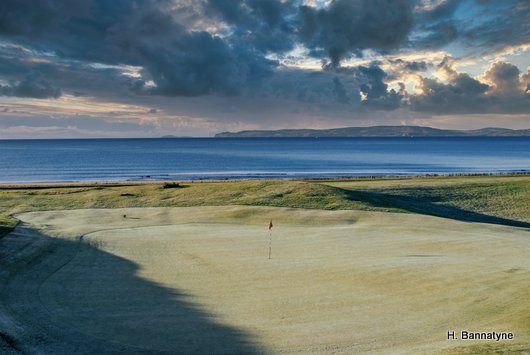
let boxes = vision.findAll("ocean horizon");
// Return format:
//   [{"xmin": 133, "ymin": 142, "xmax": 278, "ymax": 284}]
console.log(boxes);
[{"xmin": 1, "ymin": 136, "xmax": 529, "ymax": 183}]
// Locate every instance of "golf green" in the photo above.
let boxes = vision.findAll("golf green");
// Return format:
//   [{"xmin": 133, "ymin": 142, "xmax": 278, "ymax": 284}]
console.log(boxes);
[{"xmin": 1, "ymin": 206, "xmax": 529, "ymax": 353}]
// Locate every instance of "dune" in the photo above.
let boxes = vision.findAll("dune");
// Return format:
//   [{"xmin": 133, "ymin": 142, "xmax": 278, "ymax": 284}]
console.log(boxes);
[{"xmin": 1, "ymin": 206, "xmax": 529, "ymax": 353}]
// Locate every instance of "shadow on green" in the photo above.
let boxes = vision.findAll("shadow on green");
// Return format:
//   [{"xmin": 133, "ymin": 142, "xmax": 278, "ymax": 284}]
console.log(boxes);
[{"xmin": 0, "ymin": 227, "xmax": 260, "ymax": 353}]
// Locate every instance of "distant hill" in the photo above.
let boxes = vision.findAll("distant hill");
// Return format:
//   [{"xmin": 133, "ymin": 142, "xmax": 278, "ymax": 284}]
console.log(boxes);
[{"xmin": 215, "ymin": 125, "xmax": 530, "ymax": 138}]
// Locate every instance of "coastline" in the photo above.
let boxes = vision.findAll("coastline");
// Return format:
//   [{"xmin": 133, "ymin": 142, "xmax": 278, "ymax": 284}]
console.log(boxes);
[{"xmin": 1, "ymin": 171, "xmax": 529, "ymax": 189}]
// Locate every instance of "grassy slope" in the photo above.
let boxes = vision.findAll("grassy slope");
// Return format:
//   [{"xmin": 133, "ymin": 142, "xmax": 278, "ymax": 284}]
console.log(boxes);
[
  {"xmin": 1, "ymin": 175, "xmax": 529, "ymax": 238},
  {"xmin": 321, "ymin": 175, "xmax": 530, "ymax": 227}
]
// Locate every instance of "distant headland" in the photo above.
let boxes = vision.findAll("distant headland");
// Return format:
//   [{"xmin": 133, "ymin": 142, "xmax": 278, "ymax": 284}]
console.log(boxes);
[{"xmin": 214, "ymin": 125, "xmax": 530, "ymax": 138}]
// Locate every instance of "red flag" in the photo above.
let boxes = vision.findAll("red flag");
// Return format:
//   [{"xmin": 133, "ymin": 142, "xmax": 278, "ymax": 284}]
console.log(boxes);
[{"xmin": 268, "ymin": 218, "xmax": 273, "ymax": 230}]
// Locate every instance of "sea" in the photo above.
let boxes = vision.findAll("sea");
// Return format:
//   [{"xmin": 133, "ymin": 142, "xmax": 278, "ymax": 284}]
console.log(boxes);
[{"xmin": 0, "ymin": 137, "xmax": 529, "ymax": 183}]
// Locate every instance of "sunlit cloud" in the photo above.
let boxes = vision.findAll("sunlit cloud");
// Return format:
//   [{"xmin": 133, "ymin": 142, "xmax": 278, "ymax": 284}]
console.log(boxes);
[{"xmin": 0, "ymin": 96, "xmax": 152, "ymax": 118}]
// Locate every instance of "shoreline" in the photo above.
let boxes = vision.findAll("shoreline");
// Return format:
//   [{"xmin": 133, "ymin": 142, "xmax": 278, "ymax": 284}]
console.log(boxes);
[{"xmin": 0, "ymin": 171, "xmax": 529, "ymax": 189}]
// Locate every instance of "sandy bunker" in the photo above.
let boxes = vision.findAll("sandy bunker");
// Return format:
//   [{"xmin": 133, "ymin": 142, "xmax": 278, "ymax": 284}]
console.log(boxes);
[{"xmin": 1, "ymin": 206, "xmax": 529, "ymax": 353}]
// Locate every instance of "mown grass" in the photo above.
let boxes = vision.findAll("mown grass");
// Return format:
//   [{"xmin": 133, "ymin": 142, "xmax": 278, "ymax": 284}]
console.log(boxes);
[{"xmin": 1, "ymin": 175, "xmax": 529, "ymax": 238}]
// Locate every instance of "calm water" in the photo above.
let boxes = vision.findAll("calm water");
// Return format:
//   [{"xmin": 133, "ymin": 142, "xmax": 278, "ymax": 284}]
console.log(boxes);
[{"xmin": 0, "ymin": 137, "xmax": 529, "ymax": 182}]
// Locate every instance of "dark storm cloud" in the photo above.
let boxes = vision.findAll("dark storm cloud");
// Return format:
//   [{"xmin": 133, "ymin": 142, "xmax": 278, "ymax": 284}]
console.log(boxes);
[
  {"xmin": 0, "ymin": 0, "xmax": 528, "ymax": 121},
  {"xmin": 0, "ymin": 0, "xmax": 196, "ymax": 66},
  {"xmin": 355, "ymin": 65, "xmax": 390, "ymax": 99},
  {"xmin": 410, "ymin": 0, "xmax": 530, "ymax": 53},
  {"xmin": 410, "ymin": 0, "xmax": 461, "ymax": 49},
  {"xmin": 415, "ymin": 20, "xmax": 459, "ymax": 49},
  {"xmin": 0, "ymin": 51, "xmax": 34, "ymax": 79},
  {"xmin": 0, "ymin": 0, "xmax": 89, "ymax": 37},
  {"xmin": 411, "ymin": 59, "xmax": 530, "ymax": 114},
  {"xmin": 332, "ymin": 77, "xmax": 349, "ymax": 104},
  {"xmin": 205, "ymin": 0, "xmax": 297, "ymax": 54},
  {"xmin": 299, "ymin": 0, "xmax": 414, "ymax": 66},
  {"xmin": 460, "ymin": 0, "xmax": 530, "ymax": 53},
  {"xmin": 0, "ymin": 0, "xmax": 434, "ymax": 102},
  {"xmin": 0, "ymin": 0, "xmax": 276, "ymax": 97},
  {"xmin": 132, "ymin": 31, "xmax": 276, "ymax": 96},
  {"xmin": 0, "ymin": 72, "xmax": 61, "ymax": 99},
  {"xmin": 0, "ymin": 50, "xmax": 135, "ymax": 100},
  {"xmin": 261, "ymin": 61, "xmax": 417, "ymax": 111},
  {"xmin": 349, "ymin": 64, "xmax": 404, "ymax": 110}
]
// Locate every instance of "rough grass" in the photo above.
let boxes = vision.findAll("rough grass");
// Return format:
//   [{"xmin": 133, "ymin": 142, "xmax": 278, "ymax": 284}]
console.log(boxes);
[
  {"xmin": 322, "ymin": 175, "xmax": 530, "ymax": 227},
  {"xmin": 1, "ymin": 175, "xmax": 529, "ymax": 238}
]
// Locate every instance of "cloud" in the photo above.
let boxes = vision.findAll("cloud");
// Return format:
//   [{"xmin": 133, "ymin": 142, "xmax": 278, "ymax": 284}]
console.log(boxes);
[
  {"xmin": 388, "ymin": 59, "xmax": 430, "ymax": 73},
  {"xmin": 205, "ymin": 0, "xmax": 297, "ymax": 54},
  {"xmin": 332, "ymin": 77, "xmax": 349, "ymax": 103},
  {"xmin": 420, "ymin": 0, "xmax": 462, "ymax": 20},
  {"xmin": 410, "ymin": 0, "xmax": 461, "ymax": 49},
  {"xmin": 344, "ymin": 64, "xmax": 404, "ymax": 110},
  {"xmin": 256, "ymin": 68, "xmax": 336, "ymax": 103},
  {"xmin": 411, "ymin": 76, "xmax": 488, "ymax": 114},
  {"xmin": 414, "ymin": 20, "xmax": 459, "ymax": 50},
  {"xmin": 411, "ymin": 58, "xmax": 530, "ymax": 114},
  {"xmin": 459, "ymin": 0, "xmax": 530, "ymax": 54},
  {"xmin": 0, "ymin": 73, "xmax": 61, "ymax": 99},
  {"xmin": 409, "ymin": 0, "xmax": 530, "ymax": 57},
  {"xmin": 133, "ymin": 31, "xmax": 276, "ymax": 96},
  {"xmin": 1, "ymin": 0, "xmax": 525, "ymax": 100},
  {"xmin": 0, "ymin": 0, "xmax": 278, "ymax": 97},
  {"xmin": 299, "ymin": 0, "xmax": 414, "ymax": 66},
  {"xmin": 0, "ymin": 0, "xmax": 529, "ymax": 137},
  {"xmin": 410, "ymin": 57, "xmax": 490, "ymax": 113},
  {"xmin": 482, "ymin": 61, "xmax": 524, "ymax": 96},
  {"xmin": 0, "ymin": 50, "xmax": 138, "ymax": 101},
  {"xmin": 428, "ymin": 0, "xmax": 529, "ymax": 54},
  {"xmin": 261, "ymin": 63, "xmax": 406, "ymax": 110}
]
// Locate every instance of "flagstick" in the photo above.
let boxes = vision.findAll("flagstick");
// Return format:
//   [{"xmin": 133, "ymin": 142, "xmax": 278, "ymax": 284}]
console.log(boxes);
[{"xmin": 268, "ymin": 230, "xmax": 272, "ymax": 260}]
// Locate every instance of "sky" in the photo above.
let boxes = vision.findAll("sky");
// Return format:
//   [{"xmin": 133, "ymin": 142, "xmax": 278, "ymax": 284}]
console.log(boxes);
[{"xmin": 0, "ymin": 0, "xmax": 529, "ymax": 138}]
